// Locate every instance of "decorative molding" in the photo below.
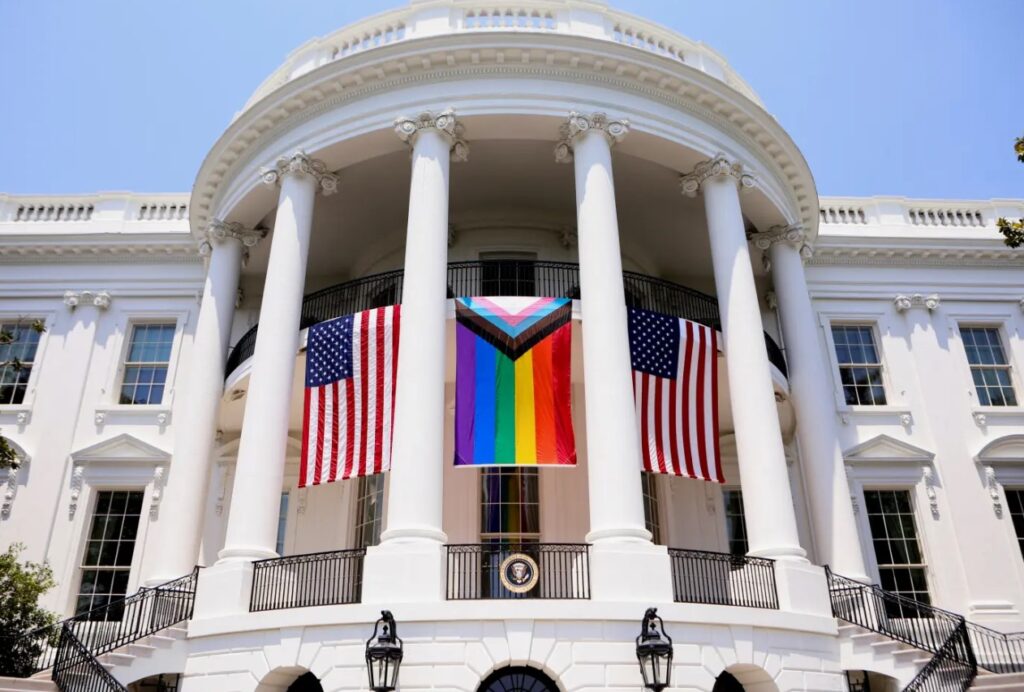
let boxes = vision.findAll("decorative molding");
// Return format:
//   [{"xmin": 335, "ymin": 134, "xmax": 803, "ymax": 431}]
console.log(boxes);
[
  {"xmin": 808, "ymin": 246, "xmax": 1024, "ymax": 268},
  {"xmin": 1, "ymin": 464, "xmax": 18, "ymax": 519},
  {"xmin": 703, "ymin": 483, "xmax": 717, "ymax": 515},
  {"xmin": 893, "ymin": 293, "xmax": 940, "ymax": 313},
  {"xmin": 554, "ymin": 111, "xmax": 629, "ymax": 163},
  {"xmin": 149, "ymin": 466, "xmax": 166, "ymax": 518},
  {"xmin": 394, "ymin": 108, "xmax": 469, "ymax": 162},
  {"xmin": 973, "ymin": 411, "xmax": 988, "ymax": 427},
  {"xmin": 214, "ymin": 461, "xmax": 230, "ymax": 517},
  {"xmin": 64, "ymin": 290, "xmax": 111, "ymax": 311},
  {"xmin": 750, "ymin": 224, "xmax": 814, "ymax": 261},
  {"xmin": 984, "ymin": 465, "xmax": 1002, "ymax": 517},
  {"xmin": 844, "ymin": 434, "xmax": 935, "ymax": 465},
  {"xmin": 922, "ymin": 466, "xmax": 939, "ymax": 519},
  {"xmin": 69, "ymin": 465, "xmax": 84, "ymax": 518},
  {"xmin": 204, "ymin": 219, "xmax": 266, "ymax": 249},
  {"xmin": 764, "ymin": 291, "xmax": 778, "ymax": 311},
  {"xmin": 845, "ymin": 466, "xmax": 860, "ymax": 516},
  {"xmin": 900, "ymin": 412, "xmax": 913, "ymax": 428},
  {"xmin": 0, "ymin": 241, "xmax": 201, "ymax": 265},
  {"xmin": 297, "ymin": 488, "xmax": 309, "ymax": 515},
  {"xmin": 259, "ymin": 150, "xmax": 339, "ymax": 196},
  {"xmin": 680, "ymin": 154, "xmax": 756, "ymax": 197}
]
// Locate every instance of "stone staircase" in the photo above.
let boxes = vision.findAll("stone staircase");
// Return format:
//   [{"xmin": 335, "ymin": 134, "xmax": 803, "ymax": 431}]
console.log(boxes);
[
  {"xmin": 970, "ymin": 671, "xmax": 1024, "ymax": 689},
  {"xmin": 838, "ymin": 622, "xmax": 932, "ymax": 688}
]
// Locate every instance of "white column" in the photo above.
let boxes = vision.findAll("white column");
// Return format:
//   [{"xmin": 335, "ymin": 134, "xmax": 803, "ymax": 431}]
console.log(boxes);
[
  {"xmin": 362, "ymin": 109, "xmax": 466, "ymax": 604},
  {"xmin": 556, "ymin": 112, "xmax": 673, "ymax": 602},
  {"xmin": 681, "ymin": 155, "xmax": 806, "ymax": 562},
  {"xmin": 146, "ymin": 221, "xmax": 262, "ymax": 583},
  {"xmin": 754, "ymin": 226, "xmax": 869, "ymax": 580},
  {"xmin": 218, "ymin": 152, "xmax": 337, "ymax": 562}
]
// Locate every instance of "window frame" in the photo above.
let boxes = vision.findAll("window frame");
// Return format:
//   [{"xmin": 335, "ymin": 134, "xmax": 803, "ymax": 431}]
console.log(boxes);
[
  {"xmin": 117, "ymin": 322, "xmax": 178, "ymax": 406},
  {"xmin": 1005, "ymin": 487, "xmax": 1024, "ymax": 565},
  {"xmin": 860, "ymin": 487, "xmax": 932, "ymax": 612},
  {"xmin": 478, "ymin": 466, "xmax": 541, "ymax": 543},
  {"xmin": 101, "ymin": 310, "xmax": 188, "ymax": 412},
  {"xmin": 828, "ymin": 322, "xmax": 889, "ymax": 407},
  {"xmin": 640, "ymin": 472, "xmax": 663, "ymax": 545},
  {"xmin": 75, "ymin": 489, "xmax": 147, "ymax": 619},
  {"xmin": 0, "ymin": 311, "xmax": 54, "ymax": 415},
  {"xmin": 721, "ymin": 487, "xmax": 748, "ymax": 557},
  {"xmin": 352, "ymin": 473, "xmax": 386, "ymax": 549},
  {"xmin": 818, "ymin": 311, "xmax": 904, "ymax": 414},
  {"xmin": 955, "ymin": 321, "xmax": 1022, "ymax": 411}
]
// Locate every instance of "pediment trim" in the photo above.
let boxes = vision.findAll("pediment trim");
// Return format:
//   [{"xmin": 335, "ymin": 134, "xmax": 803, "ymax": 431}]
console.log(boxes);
[
  {"xmin": 976, "ymin": 434, "xmax": 1024, "ymax": 465},
  {"xmin": 844, "ymin": 434, "xmax": 935, "ymax": 465},
  {"xmin": 71, "ymin": 433, "xmax": 170, "ymax": 466}
]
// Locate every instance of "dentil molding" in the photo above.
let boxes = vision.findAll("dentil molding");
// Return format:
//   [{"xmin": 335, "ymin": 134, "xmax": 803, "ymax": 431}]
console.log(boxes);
[
  {"xmin": 553, "ymin": 111, "xmax": 630, "ymax": 163},
  {"xmin": 893, "ymin": 293, "xmax": 940, "ymax": 313},
  {"xmin": 394, "ymin": 107, "xmax": 469, "ymax": 162},
  {"xmin": 680, "ymin": 154, "xmax": 756, "ymax": 197},
  {"xmin": 260, "ymin": 151, "xmax": 340, "ymax": 196}
]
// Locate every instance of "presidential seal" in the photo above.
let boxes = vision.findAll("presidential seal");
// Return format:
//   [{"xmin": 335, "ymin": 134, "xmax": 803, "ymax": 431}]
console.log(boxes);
[{"xmin": 499, "ymin": 553, "xmax": 539, "ymax": 594}]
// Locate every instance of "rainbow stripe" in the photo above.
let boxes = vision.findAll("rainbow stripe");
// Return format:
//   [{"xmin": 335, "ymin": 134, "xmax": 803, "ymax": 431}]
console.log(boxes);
[{"xmin": 454, "ymin": 297, "xmax": 576, "ymax": 466}]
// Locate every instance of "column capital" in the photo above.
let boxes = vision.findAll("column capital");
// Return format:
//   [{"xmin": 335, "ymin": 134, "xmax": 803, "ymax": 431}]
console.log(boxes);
[
  {"xmin": 201, "ymin": 219, "xmax": 267, "ymax": 254},
  {"xmin": 750, "ymin": 224, "xmax": 814, "ymax": 261},
  {"xmin": 394, "ymin": 108, "xmax": 469, "ymax": 162},
  {"xmin": 259, "ymin": 150, "xmax": 339, "ymax": 196},
  {"xmin": 680, "ymin": 154, "xmax": 755, "ymax": 197},
  {"xmin": 554, "ymin": 111, "xmax": 629, "ymax": 163}
]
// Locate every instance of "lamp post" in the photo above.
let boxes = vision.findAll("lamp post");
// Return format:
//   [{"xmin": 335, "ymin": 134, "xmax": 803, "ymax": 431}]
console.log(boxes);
[
  {"xmin": 365, "ymin": 610, "xmax": 403, "ymax": 692},
  {"xmin": 635, "ymin": 608, "xmax": 673, "ymax": 692}
]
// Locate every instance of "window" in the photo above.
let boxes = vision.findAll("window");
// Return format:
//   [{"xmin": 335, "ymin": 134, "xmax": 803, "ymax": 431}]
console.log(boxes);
[
  {"xmin": 961, "ymin": 327, "xmax": 1017, "ymax": 407},
  {"xmin": 276, "ymin": 492, "xmax": 289, "ymax": 556},
  {"xmin": 1006, "ymin": 489, "xmax": 1024, "ymax": 561},
  {"xmin": 863, "ymin": 489, "xmax": 930, "ymax": 615},
  {"xmin": 831, "ymin": 325, "xmax": 887, "ymax": 406},
  {"xmin": 481, "ymin": 467, "xmax": 540, "ymax": 539},
  {"xmin": 77, "ymin": 490, "xmax": 144, "ymax": 618},
  {"xmin": 354, "ymin": 474, "xmax": 385, "ymax": 549},
  {"xmin": 479, "ymin": 252, "xmax": 537, "ymax": 296},
  {"xmin": 0, "ymin": 321, "xmax": 42, "ymax": 405},
  {"xmin": 641, "ymin": 473, "xmax": 662, "ymax": 544},
  {"xmin": 723, "ymin": 489, "xmax": 748, "ymax": 556},
  {"xmin": 119, "ymin": 323, "xmax": 175, "ymax": 405}
]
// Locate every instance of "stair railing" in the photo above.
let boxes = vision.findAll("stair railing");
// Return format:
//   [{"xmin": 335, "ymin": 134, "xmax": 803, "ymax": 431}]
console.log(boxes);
[
  {"xmin": 52, "ymin": 624, "xmax": 127, "ymax": 692},
  {"xmin": 965, "ymin": 620, "xmax": 1024, "ymax": 674},
  {"xmin": 825, "ymin": 567, "xmax": 977, "ymax": 692}
]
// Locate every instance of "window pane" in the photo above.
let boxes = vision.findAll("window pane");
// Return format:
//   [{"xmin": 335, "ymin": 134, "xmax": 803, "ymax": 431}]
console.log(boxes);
[
  {"xmin": 863, "ymin": 489, "xmax": 929, "ymax": 611},
  {"xmin": 76, "ymin": 490, "xmax": 144, "ymax": 618},
  {"xmin": 723, "ymin": 489, "xmax": 748, "ymax": 556},
  {"xmin": 121, "ymin": 324, "xmax": 175, "ymax": 405},
  {"xmin": 1007, "ymin": 489, "xmax": 1024, "ymax": 562},
  {"xmin": 480, "ymin": 468, "xmax": 539, "ymax": 540}
]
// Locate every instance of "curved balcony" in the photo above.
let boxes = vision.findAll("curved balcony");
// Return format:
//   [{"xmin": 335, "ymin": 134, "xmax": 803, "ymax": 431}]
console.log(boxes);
[{"xmin": 224, "ymin": 260, "xmax": 787, "ymax": 379}]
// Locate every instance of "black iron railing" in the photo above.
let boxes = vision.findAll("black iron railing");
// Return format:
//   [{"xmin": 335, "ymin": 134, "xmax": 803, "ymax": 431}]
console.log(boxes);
[
  {"xmin": 445, "ymin": 543, "xmax": 590, "ymax": 600},
  {"xmin": 966, "ymin": 621, "xmax": 1024, "ymax": 675},
  {"xmin": 225, "ymin": 260, "xmax": 788, "ymax": 378},
  {"xmin": 250, "ymin": 549, "xmax": 366, "ymax": 612},
  {"xmin": 52, "ymin": 625, "xmax": 126, "ymax": 692},
  {"xmin": 826, "ymin": 568, "xmax": 977, "ymax": 691},
  {"xmin": 668, "ymin": 548, "xmax": 778, "ymax": 609}
]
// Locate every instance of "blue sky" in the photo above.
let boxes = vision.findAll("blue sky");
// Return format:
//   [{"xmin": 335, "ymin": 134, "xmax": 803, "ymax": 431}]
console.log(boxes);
[{"xmin": 1, "ymin": 1, "xmax": 1021, "ymax": 199}]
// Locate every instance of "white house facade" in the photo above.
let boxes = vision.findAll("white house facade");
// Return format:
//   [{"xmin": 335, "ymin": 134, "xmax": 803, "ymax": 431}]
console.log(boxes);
[{"xmin": 2, "ymin": 3, "xmax": 1023, "ymax": 692}]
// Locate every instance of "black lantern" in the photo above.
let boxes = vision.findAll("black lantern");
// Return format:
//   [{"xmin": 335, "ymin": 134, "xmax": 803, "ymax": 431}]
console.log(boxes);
[
  {"xmin": 365, "ymin": 610, "xmax": 403, "ymax": 692},
  {"xmin": 635, "ymin": 608, "xmax": 673, "ymax": 692}
]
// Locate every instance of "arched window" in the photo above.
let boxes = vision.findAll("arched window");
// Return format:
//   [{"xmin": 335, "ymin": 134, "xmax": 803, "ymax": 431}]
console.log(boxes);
[{"xmin": 479, "ymin": 666, "xmax": 559, "ymax": 692}]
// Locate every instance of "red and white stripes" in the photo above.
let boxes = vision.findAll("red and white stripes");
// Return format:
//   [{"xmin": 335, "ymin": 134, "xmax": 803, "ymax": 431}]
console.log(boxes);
[
  {"xmin": 299, "ymin": 305, "xmax": 400, "ymax": 487},
  {"xmin": 634, "ymin": 319, "xmax": 723, "ymax": 483}
]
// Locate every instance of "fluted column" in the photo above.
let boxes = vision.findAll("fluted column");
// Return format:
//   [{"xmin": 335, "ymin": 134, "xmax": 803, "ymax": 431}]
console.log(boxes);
[
  {"xmin": 556, "ymin": 112, "xmax": 672, "ymax": 602},
  {"xmin": 681, "ymin": 156, "xmax": 806, "ymax": 562},
  {"xmin": 362, "ymin": 109, "xmax": 466, "ymax": 604},
  {"xmin": 752, "ymin": 225, "xmax": 869, "ymax": 580},
  {"xmin": 147, "ymin": 221, "xmax": 263, "ymax": 582},
  {"xmin": 219, "ymin": 152, "xmax": 337, "ymax": 562}
]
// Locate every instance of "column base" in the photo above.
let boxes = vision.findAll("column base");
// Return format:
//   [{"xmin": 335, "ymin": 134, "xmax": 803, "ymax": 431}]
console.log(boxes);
[
  {"xmin": 774, "ymin": 560, "xmax": 832, "ymax": 618},
  {"xmin": 588, "ymin": 540, "xmax": 674, "ymax": 602},
  {"xmin": 191, "ymin": 561, "xmax": 255, "ymax": 620},
  {"xmin": 216, "ymin": 545, "xmax": 278, "ymax": 563},
  {"xmin": 361, "ymin": 539, "xmax": 446, "ymax": 604},
  {"xmin": 748, "ymin": 544, "xmax": 808, "ymax": 562}
]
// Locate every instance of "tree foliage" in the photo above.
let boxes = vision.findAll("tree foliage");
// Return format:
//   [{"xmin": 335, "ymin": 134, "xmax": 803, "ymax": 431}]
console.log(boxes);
[
  {"xmin": 0, "ymin": 544, "xmax": 59, "ymax": 677},
  {"xmin": 0, "ymin": 319, "xmax": 46, "ymax": 469},
  {"xmin": 996, "ymin": 135, "xmax": 1024, "ymax": 248}
]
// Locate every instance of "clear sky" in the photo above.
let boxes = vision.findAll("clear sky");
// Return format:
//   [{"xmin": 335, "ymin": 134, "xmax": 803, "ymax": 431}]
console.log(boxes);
[{"xmin": 1, "ymin": 1, "xmax": 1021, "ymax": 199}]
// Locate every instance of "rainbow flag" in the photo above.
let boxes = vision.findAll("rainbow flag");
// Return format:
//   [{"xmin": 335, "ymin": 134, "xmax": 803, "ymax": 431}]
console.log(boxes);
[{"xmin": 454, "ymin": 296, "xmax": 576, "ymax": 467}]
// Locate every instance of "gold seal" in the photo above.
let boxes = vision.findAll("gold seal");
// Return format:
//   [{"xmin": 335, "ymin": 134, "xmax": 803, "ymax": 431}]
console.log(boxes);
[{"xmin": 499, "ymin": 553, "xmax": 540, "ymax": 594}]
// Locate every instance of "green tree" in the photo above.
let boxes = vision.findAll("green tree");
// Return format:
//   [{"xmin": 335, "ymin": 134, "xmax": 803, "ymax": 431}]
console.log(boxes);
[
  {"xmin": 0, "ymin": 319, "xmax": 46, "ymax": 469},
  {"xmin": 996, "ymin": 135, "xmax": 1024, "ymax": 248},
  {"xmin": 0, "ymin": 544, "xmax": 59, "ymax": 677}
]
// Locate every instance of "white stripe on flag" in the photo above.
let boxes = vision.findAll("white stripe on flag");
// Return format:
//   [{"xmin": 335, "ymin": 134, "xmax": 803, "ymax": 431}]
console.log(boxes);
[{"xmin": 381, "ymin": 306, "xmax": 394, "ymax": 472}]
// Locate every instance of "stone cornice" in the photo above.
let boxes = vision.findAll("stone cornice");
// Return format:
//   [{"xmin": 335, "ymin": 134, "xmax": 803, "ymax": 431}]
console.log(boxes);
[
  {"xmin": 0, "ymin": 239, "xmax": 201, "ymax": 265},
  {"xmin": 554, "ymin": 111, "xmax": 630, "ymax": 163},
  {"xmin": 189, "ymin": 32, "xmax": 817, "ymax": 242},
  {"xmin": 259, "ymin": 151, "xmax": 340, "ymax": 196},
  {"xmin": 394, "ymin": 107, "xmax": 469, "ymax": 162},
  {"xmin": 679, "ymin": 154, "xmax": 756, "ymax": 197},
  {"xmin": 807, "ymin": 244, "xmax": 1024, "ymax": 268}
]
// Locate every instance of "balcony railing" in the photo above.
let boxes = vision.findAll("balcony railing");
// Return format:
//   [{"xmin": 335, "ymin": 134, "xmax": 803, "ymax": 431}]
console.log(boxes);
[
  {"xmin": 225, "ymin": 260, "xmax": 788, "ymax": 378},
  {"xmin": 668, "ymin": 548, "xmax": 778, "ymax": 609},
  {"xmin": 250, "ymin": 549, "xmax": 365, "ymax": 612},
  {"xmin": 445, "ymin": 543, "xmax": 591, "ymax": 600}
]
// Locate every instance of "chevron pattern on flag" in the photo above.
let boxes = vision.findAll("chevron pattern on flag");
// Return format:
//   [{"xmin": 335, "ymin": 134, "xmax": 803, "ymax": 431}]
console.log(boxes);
[
  {"xmin": 628, "ymin": 307, "xmax": 723, "ymax": 483},
  {"xmin": 299, "ymin": 305, "xmax": 400, "ymax": 487}
]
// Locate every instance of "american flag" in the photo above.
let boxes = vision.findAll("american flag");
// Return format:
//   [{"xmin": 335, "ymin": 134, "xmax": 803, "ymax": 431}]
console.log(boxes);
[
  {"xmin": 628, "ymin": 308, "xmax": 723, "ymax": 482},
  {"xmin": 300, "ymin": 306, "xmax": 400, "ymax": 487}
]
